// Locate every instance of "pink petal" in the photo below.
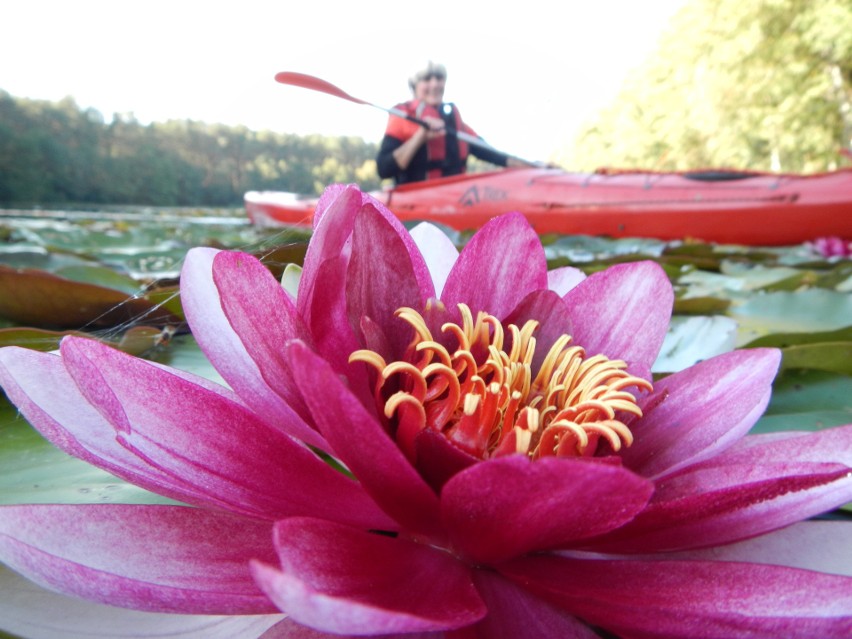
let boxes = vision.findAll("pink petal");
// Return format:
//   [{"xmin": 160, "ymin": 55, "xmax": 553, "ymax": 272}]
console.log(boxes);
[
  {"xmin": 309, "ymin": 186, "xmax": 431, "ymax": 292},
  {"xmin": 346, "ymin": 204, "xmax": 433, "ymax": 358},
  {"xmin": 300, "ymin": 188, "xmax": 433, "ymax": 353},
  {"xmin": 467, "ymin": 570, "xmax": 599, "ymax": 639},
  {"xmin": 0, "ymin": 505, "xmax": 277, "ymax": 614},
  {"xmin": 262, "ymin": 623, "xmax": 446, "ymax": 639},
  {"xmin": 310, "ymin": 183, "xmax": 351, "ymax": 231},
  {"xmin": 500, "ymin": 554, "xmax": 852, "ymax": 638},
  {"xmin": 665, "ymin": 520, "xmax": 852, "ymax": 577},
  {"xmin": 561, "ymin": 261, "xmax": 673, "ymax": 375},
  {"xmin": 441, "ymin": 455, "xmax": 653, "ymax": 563},
  {"xmin": 59, "ymin": 336, "xmax": 393, "ymax": 528},
  {"xmin": 590, "ymin": 424, "xmax": 852, "ymax": 552},
  {"xmin": 441, "ymin": 213, "xmax": 548, "ymax": 321},
  {"xmin": 412, "ymin": 428, "xmax": 478, "ymax": 491},
  {"xmin": 0, "ymin": 566, "xmax": 286, "ymax": 639},
  {"xmin": 181, "ymin": 248, "xmax": 325, "ymax": 449},
  {"xmin": 409, "ymin": 221, "xmax": 459, "ymax": 297},
  {"xmin": 362, "ymin": 197, "xmax": 436, "ymax": 295},
  {"xmin": 585, "ymin": 459, "xmax": 850, "ymax": 552},
  {"xmin": 286, "ymin": 341, "xmax": 442, "ymax": 538},
  {"xmin": 706, "ymin": 423, "xmax": 852, "ymax": 467},
  {"xmin": 0, "ymin": 346, "xmax": 214, "ymax": 507},
  {"xmin": 622, "ymin": 348, "xmax": 782, "ymax": 479},
  {"xmin": 250, "ymin": 517, "xmax": 486, "ymax": 635},
  {"xmin": 297, "ymin": 186, "xmax": 364, "ymax": 372},
  {"xmin": 547, "ymin": 266, "xmax": 586, "ymax": 297}
]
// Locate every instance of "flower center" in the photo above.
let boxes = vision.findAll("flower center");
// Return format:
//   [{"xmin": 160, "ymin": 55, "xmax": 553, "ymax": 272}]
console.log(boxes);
[{"xmin": 349, "ymin": 303, "xmax": 652, "ymax": 462}]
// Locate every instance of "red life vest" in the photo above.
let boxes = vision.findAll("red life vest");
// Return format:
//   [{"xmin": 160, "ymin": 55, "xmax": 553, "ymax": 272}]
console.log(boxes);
[{"xmin": 385, "ymin": 100, "xmax": 472, "ymax": 179}]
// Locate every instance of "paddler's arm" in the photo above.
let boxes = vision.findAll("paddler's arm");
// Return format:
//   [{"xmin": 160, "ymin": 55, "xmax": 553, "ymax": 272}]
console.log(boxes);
[
  {"xmin": 391, "ymin": 115, "xmax": 446, "ymax": 170},
  {"xmin": 467, "ymin": 135, "xmax": 537, "ymax": 169},
  {"xmin": 506, "ymin": 156, "xmax": 538, "ymax": 168}
]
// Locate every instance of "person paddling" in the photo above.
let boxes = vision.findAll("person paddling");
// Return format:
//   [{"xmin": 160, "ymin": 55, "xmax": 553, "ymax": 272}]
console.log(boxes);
[{"xmin": 376, "ymin": 62, "xmax": 534, "ymax": 185}]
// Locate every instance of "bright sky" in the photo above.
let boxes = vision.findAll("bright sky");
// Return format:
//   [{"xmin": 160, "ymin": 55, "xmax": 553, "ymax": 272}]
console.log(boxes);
[{"xmin": 1, "ymin": 0, "xmax": 686, "ymax": 163}]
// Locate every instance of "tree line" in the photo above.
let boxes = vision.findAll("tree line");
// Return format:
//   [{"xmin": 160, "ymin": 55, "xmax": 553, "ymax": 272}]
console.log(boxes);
[
  {"xmin": 0, "ymin": 91, "xmax": 382, "ymax": 207},
  {"xmin": 565, "ymin": 0, "xmax": 852, "ymax": 173}
]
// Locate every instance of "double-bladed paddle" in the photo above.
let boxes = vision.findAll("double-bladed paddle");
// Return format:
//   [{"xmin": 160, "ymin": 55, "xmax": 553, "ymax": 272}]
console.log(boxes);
[{"xmin": 274, "ymin": 71, "xmax": 535, "ymax": 164}]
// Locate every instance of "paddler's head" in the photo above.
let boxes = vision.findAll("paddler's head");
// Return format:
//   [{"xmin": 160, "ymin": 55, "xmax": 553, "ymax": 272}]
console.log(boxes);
[{"xmin": 409, "ymin": 61, "xmax": 446, "ymax": 107}]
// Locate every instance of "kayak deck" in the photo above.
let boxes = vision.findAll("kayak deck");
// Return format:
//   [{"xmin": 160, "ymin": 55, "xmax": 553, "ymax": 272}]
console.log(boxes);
[{"xmin": 245, "ymin": 167, "xmax": 852, "ymax": 245}]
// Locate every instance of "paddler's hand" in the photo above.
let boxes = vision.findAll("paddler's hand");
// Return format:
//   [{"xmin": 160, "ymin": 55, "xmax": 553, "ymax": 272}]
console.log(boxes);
[
  {"xmin": 392, "ymin": 116, "xmax": 446, "ymax": 171},
  {"xmin": 419, "ymin": 116, "xmax": 446, "ymax": 140}
]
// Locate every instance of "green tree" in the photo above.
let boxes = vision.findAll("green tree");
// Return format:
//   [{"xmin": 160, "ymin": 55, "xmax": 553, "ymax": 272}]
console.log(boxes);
[
  {"xmin": 0, "ymin": 92, "xmax": 381, "ymax": 206},
  {"xmin": 567, "ymin": 0, "xmax": 852, "ymax": 173}
]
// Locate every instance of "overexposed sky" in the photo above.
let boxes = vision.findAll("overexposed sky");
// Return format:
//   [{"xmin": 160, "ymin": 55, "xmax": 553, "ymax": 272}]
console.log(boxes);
[{"xmin": 1, "ymin": 0, "xmax": 686, "ymax": 163}]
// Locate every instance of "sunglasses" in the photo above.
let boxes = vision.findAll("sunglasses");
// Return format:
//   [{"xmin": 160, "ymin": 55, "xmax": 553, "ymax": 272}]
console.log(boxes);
[{"xmin": 418, "ymin": 72, "xmax": 446, "ymax": 82}]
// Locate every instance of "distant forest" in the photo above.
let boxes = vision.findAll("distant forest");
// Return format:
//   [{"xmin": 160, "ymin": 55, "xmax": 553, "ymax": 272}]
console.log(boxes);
[{"xmin": 0, "ymin": 91, "xmax": 382, "ymax": 207}]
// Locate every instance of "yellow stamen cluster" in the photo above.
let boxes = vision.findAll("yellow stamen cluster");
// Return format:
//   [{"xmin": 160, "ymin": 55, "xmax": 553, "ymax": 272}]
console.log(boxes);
[{"xmin": 349, "ymin": 303, "xmax": 652, "ymax": 461}]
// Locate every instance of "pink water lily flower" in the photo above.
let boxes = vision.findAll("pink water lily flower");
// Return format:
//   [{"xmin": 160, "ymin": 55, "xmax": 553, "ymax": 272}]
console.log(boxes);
[{"xmin": 1, "ymin": 183, "xmax": 851, "ymax": 639}]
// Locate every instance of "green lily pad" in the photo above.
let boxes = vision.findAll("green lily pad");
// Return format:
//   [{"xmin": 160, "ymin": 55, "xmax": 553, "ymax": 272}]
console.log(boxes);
[
  {"xmin": 652, "ymin": 315, "xmax": 738, "ymax": 373},
  {"xmin": 672, "ymin": 296, "xmax": 731, "ymax": 314},
  {"xmin": 730, "ymin": 289, "xmax": 852, "ymax": 344},
  {"xmin": 0, "ymin": 326, "xmax": 179, "ymax": 358},
  {"xmin": 779, "ymin": 342, "xmax": 852, "ymax": 375},
  {"xmin": 148, "ymin": 333, "xmax": 226, "ymax": 385},
  {"xmin": 742, "ymin": 326, "xmax": 852, "ymax": 349},
  {"xmin": 675, "ymin": 268, "xmax": 746, "ymax": 298},
  {"xmin": 137, "ymin": 285, "xmax": 185, "ymax": 323},
  {"xmin": 0, "ymin": 265, "xmax": 182, "ymax": 329},
  {"xmin": 719, "ymin": 261, "xmax": 805, "ymax": 290},
  {"xmin": 253, "ymin": 242, "xmax": 310, "ymax": 280},
  {"xmin": 0, "ymin": 327, "xmax": 86, "ymax": 351},
  {"xmin": 55, "ymin": 264, "xmax": 143, "ymax": 295},
  {"xmin": 752, "ymin": 369, "xmax": 852, "ymax": 434}
]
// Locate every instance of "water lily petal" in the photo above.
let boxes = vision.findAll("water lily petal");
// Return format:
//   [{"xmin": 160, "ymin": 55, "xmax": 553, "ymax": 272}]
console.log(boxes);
[
  {"xmin": 547, "ymin": 266, "xmax": 586, "ymax": 297},
  {"xmin": 312, "ymin": 185, "xmax": 432, "ymax": 290},
  {"xmin": 442, "ymin": 455, "xmax": 653, "ymax": 563},
  {"xmin": 347, "ymin": 204, "xmax": 433, "ymax": 358},
  {"xmin": 261, "ymin": 621, "xmax": 445, "ymax": 639},
  {"xmin": 622, "ymin": 348, "xmax": 782, "ymax": 479},
  {"xmin": 59, "ymin": 336, "xmax": 392, "ymax": 527},
  {"xmin": 441, "ymin": 213, "xmax": 548, "ymax": 320},
  {"xmin": 251, "ymin": 517, "xmax": 486, "ymax": 635},
  {"xmin": 209, "ymin": 251, "xmax": 320, "ymax": 432},
  {"xmin": 310, "ymin": 183, "xmax": 350, "ymax": 231},
  {"xmin": 593, "ymin": 424, "xmax": 852, "ymax": 551},
  {"xmin": 0, "ymin": 346, "xmax": 214, "ymax": 506},
  {"xmin": 706, "ymin": 423, "xmax": 852, "ymax": 467},
  {"xmin": 0, "ymin": 505, "xmax": 277, "ymax": 614},
  {"xmin": 286, "ymin": 341, "xmax": 442, "ymax": 537},
  {"xmin": 561, "ymin": 261, "xmax": 672, "ymax": 375},
  {"xmin": 665, "ymin": 520, "xmax": 852, "ymax": 577},
  {"xmin": 500, "ymin": 554, "xmax": 852, "ymax": 639},
  {"xmin": 586, "ymin": 460, "xmax": 850, "ymax": 552},
  {"xmin": 0, "ymin": 565, "xmax": 285, "ymax": 639},
  {"xmin": 468, "ymin": 570, "xmax": 599, "ymax": 639},
  {"xmin": 301, "ymin": 188, "xmax": 433, "ymax": 342},
  {"xmin": 296, "ymin": 187, "xmax": 365, "ymax": 376},
  {"xmin": 412, "ymin": 428, "xmax": 478, "ymax": 491},
  {"xmin": 409, "ymin": 221, "xmax": 459, "ymax": 297},
  {"xmin": 181, "ymin": 248, "xmax": 324, "ymax": 449}
]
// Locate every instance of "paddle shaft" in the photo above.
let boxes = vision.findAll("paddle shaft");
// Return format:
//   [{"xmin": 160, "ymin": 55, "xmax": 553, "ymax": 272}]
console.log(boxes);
[{"xmin": 274, "ymin": 71, "xmax": 533, "ymax": 164}]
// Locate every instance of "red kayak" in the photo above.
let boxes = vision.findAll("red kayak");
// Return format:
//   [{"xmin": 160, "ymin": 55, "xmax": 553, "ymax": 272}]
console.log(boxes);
[{"xmin": 244, "ymin": 167, "xmax": 852, "ymax": 245}]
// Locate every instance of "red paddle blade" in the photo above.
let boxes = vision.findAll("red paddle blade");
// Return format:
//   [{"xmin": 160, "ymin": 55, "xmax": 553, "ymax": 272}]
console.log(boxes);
[{"xmin": 274, "ymin": 72, "xmax": 369, "ymax": 106}]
